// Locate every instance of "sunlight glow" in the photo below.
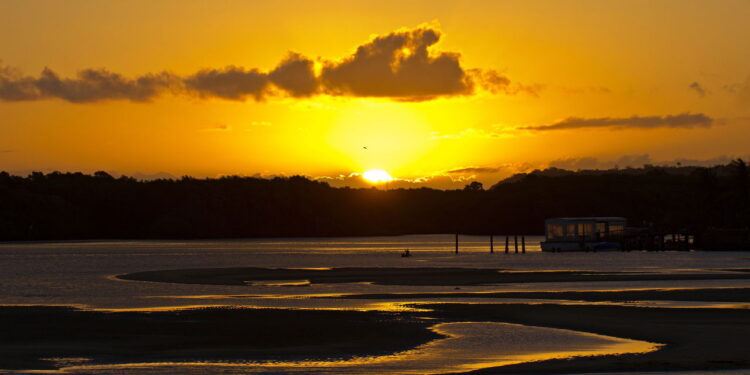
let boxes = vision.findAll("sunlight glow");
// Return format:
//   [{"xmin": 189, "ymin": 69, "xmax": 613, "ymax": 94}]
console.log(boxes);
[{"xmin": 362, "ymin": 169, "xmax": 393, "ymax": 184}]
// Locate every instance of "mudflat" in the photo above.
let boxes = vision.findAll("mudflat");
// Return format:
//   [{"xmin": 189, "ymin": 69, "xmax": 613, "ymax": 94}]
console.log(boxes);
[
  {"xmin": 117, "ymin": 266, "xmax": 750, "ymax": 286},
  {"xmin": 0, "ymin": 306, "xmax": 439, "ymax": 371},
  {"xmin": 3, "ymin": 302, "xmax": 750, "ymax": 373},
  {"xmin": 429, "ymin": 303, "xmax": 750, "ymax": 374},
  {"xmin": 330, "ymin": 287, "xmax": 750, "ymax": 302},
  {"xmin": 7, "ymin": 266, "xmax": 750, "ymax": 373}
]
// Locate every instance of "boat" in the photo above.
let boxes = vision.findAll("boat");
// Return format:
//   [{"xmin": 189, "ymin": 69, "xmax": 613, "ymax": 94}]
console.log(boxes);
[{"xmin": 541, "ymin": 217, "xmax": 626, "ymax": 252}]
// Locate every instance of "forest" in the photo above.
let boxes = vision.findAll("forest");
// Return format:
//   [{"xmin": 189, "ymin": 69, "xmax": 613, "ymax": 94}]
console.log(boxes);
[{"xmin": 1, "ymin": 160, "xmax": 748, "ymax": 243}]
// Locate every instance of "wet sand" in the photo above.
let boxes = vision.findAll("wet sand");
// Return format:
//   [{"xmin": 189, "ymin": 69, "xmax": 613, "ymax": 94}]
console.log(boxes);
[
  {"xmin": 328, "ymin": 287, "xmax": 750, "ymax": 302},
  {"xmin": 3, "ymin": 302, "xmax": 749, "ymax": 374},
  {"xmin": 7, "ymin": 266, "xmax": 750, "ymax": 373},
  {"xmin": 113, "ymin": 267, "xmax": 750, "ymax": 374},
  {"xmin": 117, "ymin": 267, "xmax": 750, "ymax": 286},
  {"xmin": 0, "ymin": 306, "xmax": 439, "ymax": 371},
  {"xmin": 430, "ymin": 303, "xmax": 750, "ymax": 374}
]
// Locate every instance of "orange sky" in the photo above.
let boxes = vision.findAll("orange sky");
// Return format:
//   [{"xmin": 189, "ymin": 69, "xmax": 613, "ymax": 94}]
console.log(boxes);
[{"xmin": 1, "ymin": 0, "xmax": 750, "ymax": 188}]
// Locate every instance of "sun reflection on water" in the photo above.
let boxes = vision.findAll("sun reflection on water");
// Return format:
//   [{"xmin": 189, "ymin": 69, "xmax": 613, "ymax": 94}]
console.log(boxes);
[{"xmin": 53, "ymin": 322, "xmax": 660, "ymax": 374}]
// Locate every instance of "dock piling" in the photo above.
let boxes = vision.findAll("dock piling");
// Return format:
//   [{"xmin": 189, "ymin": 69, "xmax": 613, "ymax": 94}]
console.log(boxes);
[
  {"xmin": 455, "ymin": 233, "xmax": 459, "ymax": 254},
  {"xmin": 490, "ymin": 234, "xmax": 494, "ymax": 254},
  {"xmin": 514, "ymin": 235, "xmax": 518, "ymax": 253}
]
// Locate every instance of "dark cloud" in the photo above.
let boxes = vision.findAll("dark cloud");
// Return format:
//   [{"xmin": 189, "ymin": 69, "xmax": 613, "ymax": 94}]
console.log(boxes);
[
  {"xmin": 446, "ymin": 167, "xmax": 500, "ymax": 174},
  {"xmin": 550, "ymin": 154, "xmax": 653, "ymax": 170},
  {"xmin": 689, "ymin": 81, "xmax": 707, "ymax": 97},
  {"xmin": 722, "ymin": 75, "xmax": 750, "ymax": 106},
  {"xmin": 473, "ymin": 69, "xmax": 510, "ymax": 94},
  {"xmin": 184, "ymin": 66, "xmax": 268, "ymax": 101},
  {"xmin": 549, "ymin": 154, "xmax": 740, "ymax": 171},
  {"xmin": 36, "ymin": 68, "xmax": 177, "ymax": 103},
  {"xmin": 0, "ymin": 64, "xmax": 41, "ymax": 101},
  {"xmin": 473, "ymin": 69, "xmax": 543, "ymax": 97},
  {"xmin": 521, "ymin": 113, "xmax": 713, "ymax": 131},
  {"xmin": 268, "ymin": 53, "xmax": 318, "ymax": 97},
  {"xmin": 1, "ymin": 64, "xmax": 177, "ymax": 103},
  {"xmin": 1, "ymin": 24, "xmax": 538, "ymax": 103},
  {"xmin": 321, "ymin": 26, "xmax": 472, "ymax": 100}
]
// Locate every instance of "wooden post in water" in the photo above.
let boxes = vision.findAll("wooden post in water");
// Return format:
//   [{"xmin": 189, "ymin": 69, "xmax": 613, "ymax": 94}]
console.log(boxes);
[
  {"xmin": 505, "ymin": 235, "xmax": 509, "ymax": 254},
  {"xmin": 490, "ymin": 235, "xmax": 494, "ymax": 254},
  {"xmin": 455, "ymin": 233, "xmax": 459, "ymax": 254},
  {"xmin": 522, "ymin": 235, "xmax": 526, "ymax": 253},
  {"xmin": 514, "ymin": 235, "xmax": 518, "ymax": 253}
]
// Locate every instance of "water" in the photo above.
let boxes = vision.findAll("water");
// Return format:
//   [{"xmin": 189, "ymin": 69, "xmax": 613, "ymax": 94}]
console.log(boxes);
[
  {"xmin": 33, "ymin": 322, "xmax": 658, "ymax": 375},
  {"xmin": 1, "ymin": 235, "xmax": 749, "ymax": 374},
  {"xmin": 1, "ymin": 234, "xmax": 749, "ymax": 310}
]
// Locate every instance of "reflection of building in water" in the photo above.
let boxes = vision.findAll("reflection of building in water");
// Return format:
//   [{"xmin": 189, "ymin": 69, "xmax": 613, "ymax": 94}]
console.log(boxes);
[{"xmin": 542, "ymin": 217, "xmax": 626, "ymax": 252}]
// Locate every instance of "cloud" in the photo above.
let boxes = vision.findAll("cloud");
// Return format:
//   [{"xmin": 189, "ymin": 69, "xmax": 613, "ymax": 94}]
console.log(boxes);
[
  {"xmin": 320, "ymin": 25, "xmax": 471, "ymax": 100},
  {"xmin": 268, "ymin": 53, "xmax": 319, "ymax": 97},
  {"xmin": 472, "ymin": 69, "xmax": 543, "ymax": 97},
  {"xmin": 550, "ymin": 154, "xmax": 653, "ymax": 170},
  {"xmin": 473, "ymin": 69, "xmax": 510, "ymax": 94},
  {"xmin": 184, "ymin": 66, "xmax": 268, "ymax": 101},
  {"xmin": 1, "ymin": 64, "xmax": 178, "ymax": 103},
  {"xmin": 37, "ymin": 68, "xmax": 177, "ymax": 103},
  {"xmin": 722, "ymin": 75, "xmax": 750, "ymax": 106},
  {"xmin": 548, "ymin": 154, "xmax": 740, "ymax": 171},
  {"xmin": 430, "ymin": 124, "xmax": 528, "ymax": 140},
  {"xmin": 521, "ymin": 113, "xmax": 714, "ymax": 131},
  {"xmin": 0, "ymin": 64, "xmax": 39, "ymax": 101},
  {"xmin": 317, "ymin": 162, "xmax": 530, "ymax": 189},
  {"xmin": 316, "ymin": 172, "xmax": 474, "ymax": 190},
  {"xmin": 689, "ymin": 81, "xmax": 707, "ymax": 97},
  {"xmin": 446, "ymin": 167, "xmax": 501, "ymax": 174},
  {"xmin": 1, "ymin": 24, "xmax": 537, "ymax": 104}
]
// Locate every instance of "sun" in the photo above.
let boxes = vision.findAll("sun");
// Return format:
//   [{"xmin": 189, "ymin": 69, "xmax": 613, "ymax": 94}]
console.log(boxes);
[{"xmin": 362, "ymin": 169, "xmax": 393, "ymax": 184}]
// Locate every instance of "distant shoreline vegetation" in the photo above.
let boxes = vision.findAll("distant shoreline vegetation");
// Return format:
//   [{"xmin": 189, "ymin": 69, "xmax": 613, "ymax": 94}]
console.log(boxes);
[{"xmin": 1, "ymin": 160, "xmax": 748, "ymax": 243}]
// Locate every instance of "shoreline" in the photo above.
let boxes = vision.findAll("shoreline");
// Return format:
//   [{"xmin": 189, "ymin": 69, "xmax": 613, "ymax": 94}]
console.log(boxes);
[
  {"xmin": 0, "ymin": 305, "xmax": 440, "ymax": 371},
  {"xmin": 2, "ymin": 302, "xmax": 749, "ymax": 374},
  {"xmin": 325, "ymin": 287, "xmax": 750, "ymax": 303},
  {"xmin": 5, "ymin": 265, "xmax": 750, "ymax": 373},
  {"xmin": 427, "ymin": 303, "xmax": 750, "ymax": 374},
  {"xmin": 117, "ymin": 266, "xmax": 750, "ymax": 286}
]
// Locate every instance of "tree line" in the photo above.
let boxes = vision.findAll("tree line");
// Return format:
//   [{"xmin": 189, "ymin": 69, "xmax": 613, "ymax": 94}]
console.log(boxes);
[{"xmin": 1, "ymin": 160, "xmax": 748, "ymax": 241}]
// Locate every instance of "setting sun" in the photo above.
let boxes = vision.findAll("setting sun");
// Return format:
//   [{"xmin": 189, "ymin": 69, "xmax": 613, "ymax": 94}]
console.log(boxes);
[
  {"xmin": 362, "ymin": 169, "xmax": 393, "ymax": 184},
  {"xmin": 2, "ymin": 2, "xmax": 749, "ymax": 374}
]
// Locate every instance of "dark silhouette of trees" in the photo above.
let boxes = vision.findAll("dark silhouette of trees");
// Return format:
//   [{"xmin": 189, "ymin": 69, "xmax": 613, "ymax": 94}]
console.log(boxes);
[
  {"xmin": 1, "ymin": 162, "xmax": 749, "ymax": 241},
  {"xmin": 463, "ymin": 181, "xmax": 484, "ymax": 191}
]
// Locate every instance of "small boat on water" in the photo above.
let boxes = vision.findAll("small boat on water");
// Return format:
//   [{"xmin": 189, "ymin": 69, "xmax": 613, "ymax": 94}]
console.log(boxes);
[{"xmin": 541, "ymin": 217, "xmax": 626, "ymax": 252}]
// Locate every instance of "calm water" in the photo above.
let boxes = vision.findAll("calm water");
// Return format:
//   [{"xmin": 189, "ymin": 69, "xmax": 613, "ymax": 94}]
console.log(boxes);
[
  {"xmin": 1, "ymin": 234, "xmax": 749, "ymax": 309},
  {"xmin": 1, "ymin": 235, "xmax": 749, "ymax": 374},
  {"xmin": 44, "ymin": 322, "xmax": 657, "ymax": 375}
]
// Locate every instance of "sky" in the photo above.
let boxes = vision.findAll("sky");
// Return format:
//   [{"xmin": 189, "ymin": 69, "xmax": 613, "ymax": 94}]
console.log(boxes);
[{"xmin": 1, "ymin": 0, "xmax": 750, "ymax": 189}]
